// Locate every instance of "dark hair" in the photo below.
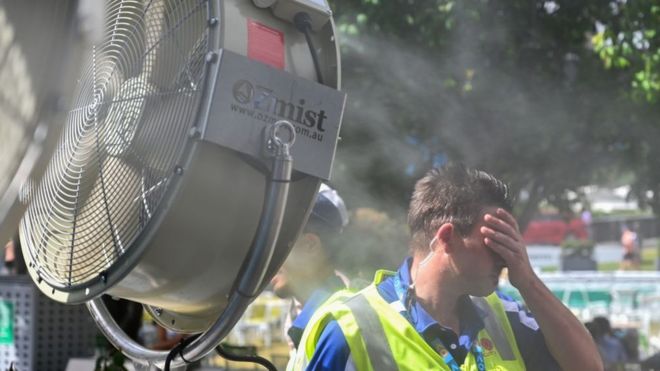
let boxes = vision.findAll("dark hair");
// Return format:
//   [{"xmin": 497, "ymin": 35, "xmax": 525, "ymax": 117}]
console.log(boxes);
[
  {"xmin": 407, "ymin": 164, "xmax": 513, "ymax": 251},
  {"xmin": 593, "ymin": 316, "xmax": 612, "ymax": 335},
  {"xmin": 584, "ymin": 321, "xmax": 603, "ymax": 339}
]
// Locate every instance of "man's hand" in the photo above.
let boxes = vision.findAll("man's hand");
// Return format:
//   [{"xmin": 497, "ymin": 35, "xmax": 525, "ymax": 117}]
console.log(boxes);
[
  {"xmin": 482, "ymin": 208, "xmax": 603, "ymax": 371},
  {"xmin": 480, "ymin": 208, "xmax": 537, "ymax": 291}
]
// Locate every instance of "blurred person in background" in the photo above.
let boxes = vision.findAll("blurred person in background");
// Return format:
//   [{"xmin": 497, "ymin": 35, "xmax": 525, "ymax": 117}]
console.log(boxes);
[
  {"xmin": 293, "ymin": 164, "xmax": 601, "ymax": 370},
  {"xmin": 620, "ymin": 328, "xmax": 640, "ymax": 363},
  {"xmin": 621, "ymin": 223, "xmax": 641, "ymax": 270},
  {"xmin": 270, "ymin": 183, "xmax": 349, "ymax": 362},
  {"xmin": 592, "ymin": 316, "xmax": 629, "ymax": 370},
  {"xmin": 3, "ymin": 231, "xmax": 26, "ymax": 275}
]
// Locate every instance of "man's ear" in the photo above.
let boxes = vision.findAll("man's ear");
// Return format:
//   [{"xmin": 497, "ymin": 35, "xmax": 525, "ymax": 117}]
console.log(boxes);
[{"xmin": 434, "ymin": 223, "xmax": 454, "ymax": 252}]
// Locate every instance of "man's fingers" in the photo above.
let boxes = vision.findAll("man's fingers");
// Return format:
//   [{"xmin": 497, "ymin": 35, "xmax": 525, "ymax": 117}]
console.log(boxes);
[
  {"xmin": 484, "ymin": 237, "xmax": 513, "ymax": 261},
  {"xmin": 484, "ymin": 214, "xmax": 519, "ymax": 240},
  {"xmin": 496, "ymin": 208, "xmax": 520, "ymax": 232},
  {"xmin": 481, "ymin": 226, "xmax": 518, "ymax": 251}
]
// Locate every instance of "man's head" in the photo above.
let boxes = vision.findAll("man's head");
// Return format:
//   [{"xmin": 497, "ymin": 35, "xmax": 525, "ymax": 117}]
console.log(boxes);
[
  {"xmin": 408, "ymin": 164, "xmax": 513, "ymax": 295},
  {"xmin": 408, "ymin": 164, "xmax": 513, "ymax": 249},
  {"xmin": 303, "ymin": 183, "xmax": 349, "ymax": 244},
  {"xmin": 271, "ymin": 184, "xmax": 348, "ymax": 300},
  {"xmin": 592, "ymin": 316, "xmax": 613, "ymax": 336}
]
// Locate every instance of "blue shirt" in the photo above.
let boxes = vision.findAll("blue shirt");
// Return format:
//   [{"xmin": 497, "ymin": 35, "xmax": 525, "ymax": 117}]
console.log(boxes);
[
  {"xmin": 288, "ymin": 275, "xmax": 347, "ymax": 349},
  {"xmin": 306, "ymin": 258, "xmax": 560, "ymax": 370}
]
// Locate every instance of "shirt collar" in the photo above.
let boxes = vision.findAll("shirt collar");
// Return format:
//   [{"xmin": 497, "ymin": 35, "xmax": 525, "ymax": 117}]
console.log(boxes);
[{"xmin": 379, "ymin": 257, "xmax": 487, "ymax": 341}]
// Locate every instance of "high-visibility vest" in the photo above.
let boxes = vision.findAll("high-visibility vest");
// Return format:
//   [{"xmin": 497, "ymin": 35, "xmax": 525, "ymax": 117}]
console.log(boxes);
[
  {"xmin": 292, "ymin": 270, "xmax": 526, "ymax": 371},
  {"xmin": 285, "ymin": 288, "xmax": 356, "ymax": 371}
]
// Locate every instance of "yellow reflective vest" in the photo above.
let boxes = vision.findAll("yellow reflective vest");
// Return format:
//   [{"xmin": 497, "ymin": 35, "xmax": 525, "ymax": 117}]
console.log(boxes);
[{"xmin": 291, "ymin": 270, "xmax": 526, "ymax": 371}]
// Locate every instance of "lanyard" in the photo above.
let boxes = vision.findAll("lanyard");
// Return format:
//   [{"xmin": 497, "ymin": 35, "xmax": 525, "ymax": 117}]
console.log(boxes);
[
  {"xmin": 429, "ymin": 337, "xmax": 486, "ymax": 371},
  {"xmin": 392, "ymin": 275, "xmax": 487, "ymax": 371},
  {"xmin": 393, "ymin": 274, "xmax": 415, "ymax": 322}
]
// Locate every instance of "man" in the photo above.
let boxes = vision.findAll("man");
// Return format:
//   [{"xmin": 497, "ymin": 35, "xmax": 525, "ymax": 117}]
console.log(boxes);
[
  {"xmin": 620, "ymin": 224, "xmax": 640, "ymax": 269},
  {"xmin": 293, "ymin": 165, "xmax": 601, "ymax": 370},
  {"xmin": 592, "ymin": 316, "xmax": 629, "ymax": 369},
  {"xmin": 270, "ymin": 183, "xmax": 350, "ymax": 359}
]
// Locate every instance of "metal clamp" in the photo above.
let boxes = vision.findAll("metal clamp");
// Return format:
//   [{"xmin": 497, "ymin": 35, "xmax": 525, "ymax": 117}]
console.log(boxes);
[{"xmin": 264, "ymin": 119, "xmax": 296, "ymax": 158}]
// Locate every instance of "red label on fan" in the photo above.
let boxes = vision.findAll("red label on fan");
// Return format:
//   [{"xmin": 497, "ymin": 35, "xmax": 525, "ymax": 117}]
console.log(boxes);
[{"xmin": 247, "ymin": 19, "xmax": 285, "ymax": 70}]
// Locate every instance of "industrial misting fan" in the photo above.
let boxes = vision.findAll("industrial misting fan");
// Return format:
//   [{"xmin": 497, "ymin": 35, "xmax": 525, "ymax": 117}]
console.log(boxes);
[{"xmin": 18, "ymin": 0, "xmax": 345, "ymax": 369}]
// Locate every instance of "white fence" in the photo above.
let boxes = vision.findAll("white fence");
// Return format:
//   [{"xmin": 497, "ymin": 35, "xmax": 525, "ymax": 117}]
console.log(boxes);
[{"xmin": 500, "ymin": 271, "xmax": 660, "ymax": 357}]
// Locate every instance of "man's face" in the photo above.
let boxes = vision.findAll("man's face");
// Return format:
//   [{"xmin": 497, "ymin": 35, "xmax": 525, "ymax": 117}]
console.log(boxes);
[
  {"xmin": 270, "ymin": 233, "xmax": 321, "ymax": 299},
  {"xmin": 271, "ymin": 264, "xmax": 293, "ymax": 299},
  {"xmin": 454, "ymin": 206, "xmax": 506, "ymax": 296},
  {"xmin": 270, "ymin": 243, "xmax": 303, "ymax": 299}
]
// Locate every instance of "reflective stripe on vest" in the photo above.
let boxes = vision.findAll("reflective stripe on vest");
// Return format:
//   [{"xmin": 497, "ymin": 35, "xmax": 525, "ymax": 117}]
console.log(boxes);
[
  {"xmin": 345, "ymin": 294, "xmax": 397, "ymax": 370},
  {"xmin": 471, "ymin": 296, "xmax": 515, "ymax": 361}
]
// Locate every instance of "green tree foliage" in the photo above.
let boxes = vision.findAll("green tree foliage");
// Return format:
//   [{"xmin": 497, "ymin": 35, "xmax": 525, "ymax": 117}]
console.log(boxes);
[
  {"xmin": 591, "ymin": 2, "xmax": 660, "ymax": 102},
  {"xmin": 327, "ymin": 0, "xmax": 660, "ymax": 230},
  {"xmin": 586, "ymin": 1, "xmax": 660, "ymax": 214}
]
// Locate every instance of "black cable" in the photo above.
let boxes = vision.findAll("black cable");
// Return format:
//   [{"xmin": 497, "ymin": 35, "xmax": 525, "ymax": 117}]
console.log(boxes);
[
  {"xmin": 215, "ymin": 344, "xmax": 278, "ymax": 371},
  {"xmin": 293, "ymin": 12, "xmax": 325, "ymax": 85},
  {"xmin": 163, "ymin": 335, "xmax": 199, "ymax": 371}
]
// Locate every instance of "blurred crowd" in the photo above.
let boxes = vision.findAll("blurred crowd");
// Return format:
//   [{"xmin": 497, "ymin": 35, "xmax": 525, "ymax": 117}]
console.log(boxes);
[{"xmin": 585, "ymin": 316, "xmax": 660, "ymax": 371}]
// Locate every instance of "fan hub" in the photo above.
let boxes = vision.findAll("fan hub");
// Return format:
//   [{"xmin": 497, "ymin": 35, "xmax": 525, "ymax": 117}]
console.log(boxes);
[{"xmin": 104, "ymin": 77, "xmax": 151, "ymax": 156}]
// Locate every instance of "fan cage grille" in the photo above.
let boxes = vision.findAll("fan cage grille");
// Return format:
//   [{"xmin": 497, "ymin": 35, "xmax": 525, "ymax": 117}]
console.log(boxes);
[{"xmin": 21, "ymin": 0, "xmax": 211, "ymax": 290}]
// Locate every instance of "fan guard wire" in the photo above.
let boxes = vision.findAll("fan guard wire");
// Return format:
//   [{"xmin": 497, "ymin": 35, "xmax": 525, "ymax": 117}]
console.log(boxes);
[{"xmin": 21, "ymin": 0, "xmax": 209, "ymax": 293}]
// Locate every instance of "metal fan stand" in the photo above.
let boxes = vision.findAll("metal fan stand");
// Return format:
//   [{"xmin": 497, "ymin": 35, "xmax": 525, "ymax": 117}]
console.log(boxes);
[{"xmin": 87, "ymin": 120, "xmax": 296, "ymax": 369}]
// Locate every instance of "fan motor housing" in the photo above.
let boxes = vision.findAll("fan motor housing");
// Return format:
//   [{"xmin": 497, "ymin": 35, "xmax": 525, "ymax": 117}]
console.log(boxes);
[{"xmin": 20, "ymin": 0, "xmax": 344, "ymax": 333}]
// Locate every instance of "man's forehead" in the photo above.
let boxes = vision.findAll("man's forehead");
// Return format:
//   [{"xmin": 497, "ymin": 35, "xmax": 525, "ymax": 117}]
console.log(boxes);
[{"xmin": 468, "ymin": 206, "xmax": 501, "ymax": 231}]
